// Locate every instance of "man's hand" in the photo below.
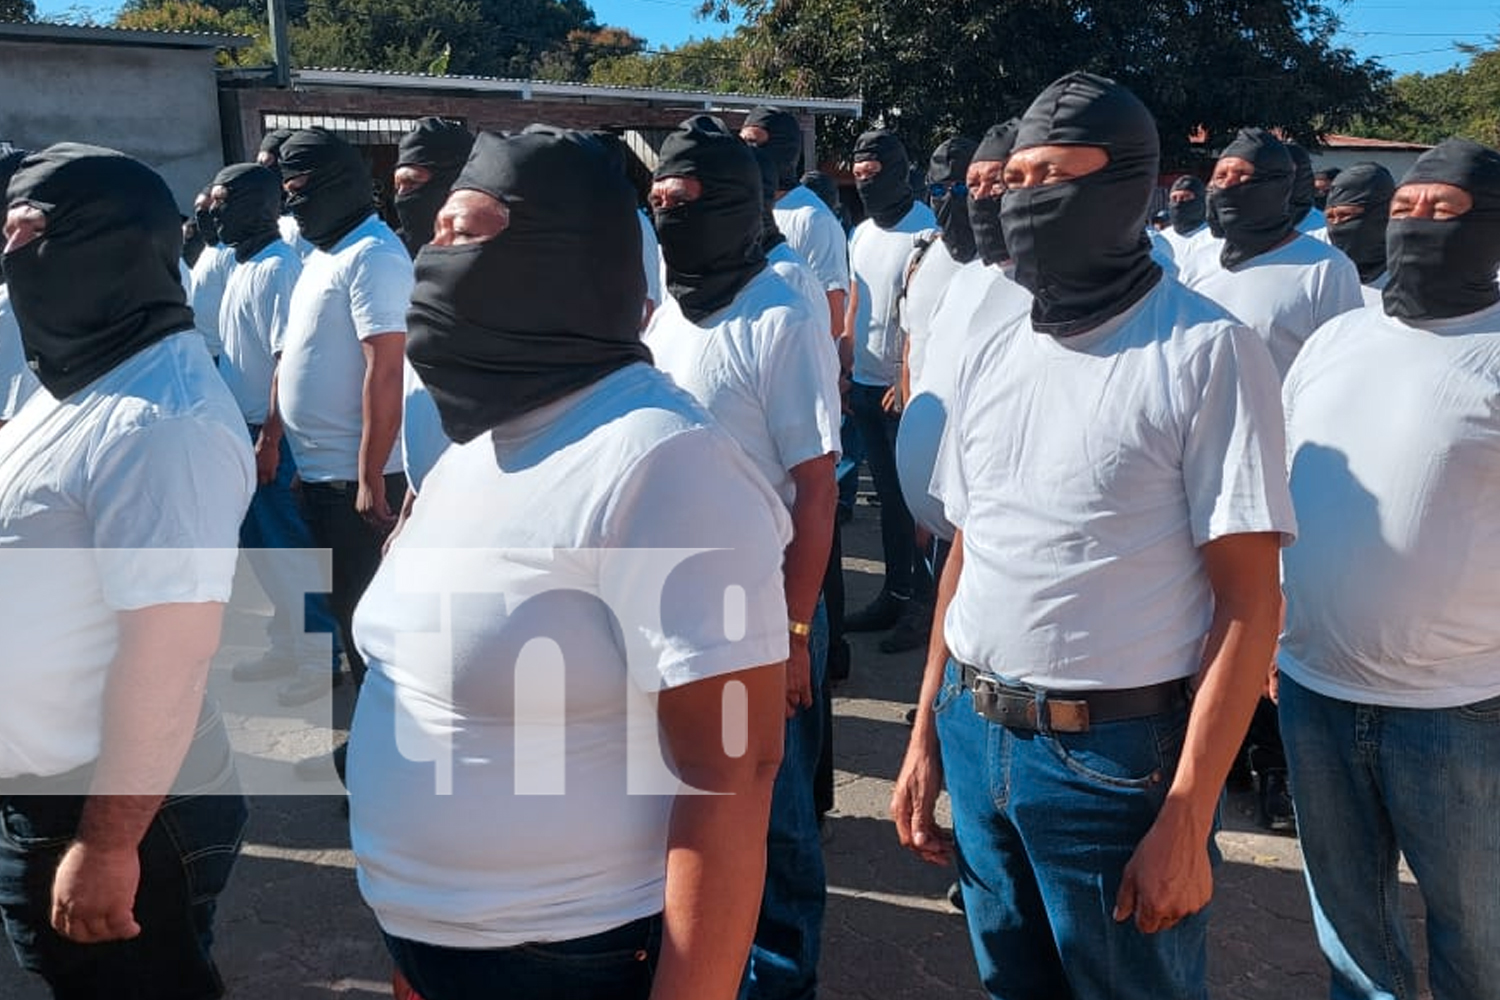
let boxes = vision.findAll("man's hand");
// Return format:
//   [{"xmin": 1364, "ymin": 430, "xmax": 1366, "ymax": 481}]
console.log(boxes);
[
  {"xmin": 357, "ymin": 475, "xmax": 395, "ymax": 531},
  {"xmin": 1113, "ymin": 802, "xmax": 1213, "ymax": 934},
  {"xmin": 253, "ymin": 431, "xmax": 280, "ymax": 487},
  {"xmin": 882, "ymin": 383, "xmax": 903, "ymax": 415},
  {"xmin": 785, "ymin": 636, "xmax": 813, "ymax": 718},
  {"xmin": 890, "ymin": 733, "xmax": 954, "ymax": 865},
  {"xmin": 51, "ymin": 841, "xmax": 142, "ymax": 943}
]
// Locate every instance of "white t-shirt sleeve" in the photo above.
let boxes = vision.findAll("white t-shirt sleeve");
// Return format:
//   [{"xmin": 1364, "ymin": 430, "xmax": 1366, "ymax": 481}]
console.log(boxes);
[
  {"xmin": 84, "ymin": 415, "xmax": 255, "ymax": 610},
  {"xmin": 267, "ymin": 254, "xmax": 301, "ymax": 358},
  {"xmin": 930, "ymin": 350, "xmax": 973, "ymax": 531},
  {"xmin": 802, "ymin": 206, "xmax": 851, "ymax": 294},
  {"xmin": 599, "ymin": 427, "xmax": 791, "ymax": 692},
  {"xmin": 349, "ymin": 245, "xmax": 415, "ymax": 340},
  {"xmin": 1180, "ymin": 324, "xmax": 1298, "ymax": 547},
  {"xmin": 1317, "ymin": 255, "xmax": 1365, "ymax": 328},
  {"xmin": 761, "ymin": 312, "xmax": 842, "ymax": 471}
]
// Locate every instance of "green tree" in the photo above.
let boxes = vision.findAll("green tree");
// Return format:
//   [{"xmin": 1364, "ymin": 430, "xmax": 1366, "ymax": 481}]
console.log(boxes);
[
  {"xmin": 533, "ymin": 25, "xmax": 644, "ymax": 82},
  {"xmin": 114, "ymin": 0, "xmax": 271, "ymax": 65},
  {"xmin": 1354, "ymin": 44, "xmax": 1500, "ymax": 148},
  {"xmin": 0, "ymin": 0, "xmax": 35, "ymax": 21},
  {"xmin": 696, "ymin": 0, "xmax": 1390, "ymax": 168},
  {"xmin": 588, "ymin": 33, "xmax": 754, "ymax": 91}
]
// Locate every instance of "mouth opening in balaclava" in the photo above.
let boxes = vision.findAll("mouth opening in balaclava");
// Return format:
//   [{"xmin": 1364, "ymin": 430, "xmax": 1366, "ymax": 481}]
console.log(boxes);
[
  {"xmin": 853, "ymin": 130, "xmax": 915, "ymax": 229},
  {"xmin": 1384, "ymin": 138, "xmax": 1500, "ymax": 322},
  {"xmin": 1324, "ymin": 161, "xmax": 1395, "ymax": 284},
  {"xmin": 999, "ymin": 72, "xmax": 1163, "ymax": 337},
  {"xmin": 1168, "ymin": 175, "xmax": 1207, "ymax": 236},
  {"xmin": 1207, "ymin": 127, "xmax": 1295, "ymax": 270},
  {"xmin": 394, "ymin": 117, "xmax": 475, "ymax": 258},
  {"xmin": 3, "ymin": 143, "xmax": 195, "ymax": 398},
  {"xmin": 405, "ymin": 127, "xmax": 649, "ymax": 443},
  {"xmin": 652, "ymin": 114, "xmax": 767, "ymax": 324},
  {"xmin": 211, "ymin": 163, "xmax": 286, "ymax": 264},
  {"xmin": 928, "ymin": 136, "xmax": 978, "ymax": 264}
]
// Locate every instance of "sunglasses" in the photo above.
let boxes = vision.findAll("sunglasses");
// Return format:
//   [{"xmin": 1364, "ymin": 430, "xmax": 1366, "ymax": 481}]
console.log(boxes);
[{"xmin": 928, "ymin": 182, "xmax": 968, "ymax": 199}]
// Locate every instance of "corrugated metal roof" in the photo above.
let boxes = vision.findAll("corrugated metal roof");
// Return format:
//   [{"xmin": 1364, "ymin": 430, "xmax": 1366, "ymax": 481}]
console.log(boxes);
[
  {"xmin": 1321, "ymin": 134, "xmax": 1434, "ymax": 152},
  {"xmin": 276, "ymin": 67, "xmax": 862, "ymax": 116},
  {"xmin": 0, "ymin": 21, "xmax": 251, "ymax": 48}
]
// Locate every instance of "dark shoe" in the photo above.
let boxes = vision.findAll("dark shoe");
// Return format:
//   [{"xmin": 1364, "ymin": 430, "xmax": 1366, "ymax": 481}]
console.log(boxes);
[
  {"xmin": 230, "ymin": 652, "xmax": 297, "ymax": 682},
  {"xmin": 845, "ymin": 591, "xmax": 907, "ymax": 633},
  {"xmin": 293, "ymin": 740, "xmax": 348, "ymax": 782},
  {"xmin": 828, "ymin": 638, "xmax": 851, "ymax": 683},
  {"xmin": 276, "ymin": 669, "xmax": 343, "ymax": 707},
  {"xmin": 947, "ymin": 881, "xmax": 965, "ymax": 913},
  {"xmin": 1256, "ymin": 767, "xmax": 1296, "ymax": 834},
  {"xmin": 879, "ymin": 601, "xmax": 932, "ymax": 654}
]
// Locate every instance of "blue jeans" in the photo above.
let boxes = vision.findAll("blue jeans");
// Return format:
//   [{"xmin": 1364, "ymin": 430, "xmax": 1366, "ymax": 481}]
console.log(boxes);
[
  {"xmin": 744, "ymin": 601, "xmax": 829, "ymax": 1000},
  {"xmin": 0, "ymin": 751, "xmax": 247, "ymax": 1000},
  {"xmin": 385, "ymin": 913, "xmax": 662, "ymax": 1000},
  {"xmin": 240, "ymin": 429, "xmax": 341, "ymax": 667},
  {"xmin": 1279, "ymin": 675, "xmax": 1500, "ymax": 1000},
  {"xmin": 933, "ymin": 659, "xmax": 1210, "ymax": 1000},
  {"xmin": 848, "ymin": 383, "xmax": 926, "ymax": 599}
]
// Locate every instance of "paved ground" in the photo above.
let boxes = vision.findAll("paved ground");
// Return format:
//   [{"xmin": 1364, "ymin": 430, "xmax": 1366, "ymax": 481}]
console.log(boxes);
[{"xmin": 0, "ymin": 500, "xmax": 1431, "ymax": 998}]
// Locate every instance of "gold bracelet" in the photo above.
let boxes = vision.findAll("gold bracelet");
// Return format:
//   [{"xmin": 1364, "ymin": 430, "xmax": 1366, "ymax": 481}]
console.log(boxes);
[{"xmin": 788, "ymin": 619, "xmax": 812, "ymax": 638}]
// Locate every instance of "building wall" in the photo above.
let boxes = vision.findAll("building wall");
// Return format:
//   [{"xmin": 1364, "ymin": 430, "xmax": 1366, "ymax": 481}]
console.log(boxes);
[{"xmin": 0, "ymin": 40, "xmax": 226, "ymax": 213}]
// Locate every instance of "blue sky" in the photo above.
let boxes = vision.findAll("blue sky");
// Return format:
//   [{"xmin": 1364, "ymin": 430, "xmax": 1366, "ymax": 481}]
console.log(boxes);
[{"xmin": 32, "ymin": 0, "xmax": 1500, "ymax": 79}]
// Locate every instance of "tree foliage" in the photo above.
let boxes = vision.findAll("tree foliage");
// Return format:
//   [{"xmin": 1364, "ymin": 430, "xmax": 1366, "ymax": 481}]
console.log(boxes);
[
  {"xmin": 1353, "ymin": 45, "xmax": 1500, "ymax": 148},
  {"xmin": 115, "ymin": 0, "xmax": 272, "ymax": 64},
  {"xmin": 1, "ymin": 0, "xmax": 35, "ymax": 21},
  {"xmin": 695, "ymin": 0, "xmax": 1391, "ymax": 168},
  {"xmin": 588, "ymin": 34, "xmax": 755, "ymax": 92}
]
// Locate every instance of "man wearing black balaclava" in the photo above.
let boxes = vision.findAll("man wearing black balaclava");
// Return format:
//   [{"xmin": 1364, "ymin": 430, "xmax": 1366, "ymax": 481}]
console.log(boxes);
[
  {"xmin": 273, "ymin": 127, "xmax": 413, "ymax": 715},
  {"xmin": 1163, "ymin": 174, "xmax": 1211, "ymax": 262},
  {"xmin": 1286, "ymin": 141, "xmax": 1329, "ymax": 239},
  {"xmin": 645, "ymin": 113, "xmax": 840, "ymax": 1000},
  {"xmin": 392, "ymin": 117, "xmax": 474, "ymax": 258},
  {"xmin": 845, "ymin": 128, "xmax": 938, "ymax": 642},
  {"xmin": 1324, "ymin": 160, "xmax": 1396, "ymax": 304},
  {"xmin": 0, "ymin": 146, "xmax": 40, "ymax": 427},
  {"xmin": 1185, "ymin": 127, "xmax": 1362, "ymax": 379},
  {"xmin": 0, "ymin": 144, "xmax": 254, "ymax": 998},
  {"xmin": 1278, "ymin": 138, "xmax": 1500, "ymax": 1000},
  {"xmin": 892, "ymin": 73, "xmax": 1294, "ymax": 1000},
  {"xmin": 187, "ymin": 184, "xmax": 232, "ymax": 362},
  {"xmin": 256, "ymin": 127, "xmax": 312, "ymax": 258},
  {"xmin": 742, "ymin": 105, "xmax": 850, "ymax": 340},
  {"xmin": 208, "ymin": 162, "xmax": 344, "ymax": 689},
  {"xmin": 1313, "ymin": 166, "xmax": 1340, "ymax": 209}
]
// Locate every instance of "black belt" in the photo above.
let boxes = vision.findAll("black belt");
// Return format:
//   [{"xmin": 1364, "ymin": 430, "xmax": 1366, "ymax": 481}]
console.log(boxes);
[{"xmin": 959, "ymin": 662, "xmax": 1190, "ymax": 734}]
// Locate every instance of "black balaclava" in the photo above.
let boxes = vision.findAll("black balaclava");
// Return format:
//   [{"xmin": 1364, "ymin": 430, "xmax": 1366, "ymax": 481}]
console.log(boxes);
[
  {"xmin": 751, "ymin": 144, "xmax": 788, "ymax": 253},
  {"xmin": 969, "ymin": 119, "xmax": 1019, "ymax": 266},
  {"xmin": 745, "ymin": 105, "xmax": 803, "ymax": 192},
  {"xmin": 1314, "ymin": 167, "xmax": 1340, "ymax": 210},
  {"xmin": 1384, "ymin": 139, "xmax": 1500, "ymax": 322},
  {"xmin": 259, "ymin": 128, "xmax": 294, "ymax": 166},
  {"xmin": 929, "ymin": 136, "xmax": 978, "ymax": 263},
  {"xmin": 1207, "ymin": 127, "xmax": 1295, "ymax": 270},
  {"xmin": 405, "ymin": 128, "xmax": 648, "ymax": 443},
  {"xmin": 3, "ymin": 143, "xmax": 195, "ymax": 398},
  {"xmin": 801, "ymin": 169, "xmax": 841, "ymax": 214},
  {"xmin": 1325, "ymin": 161, "xmax": 1395, "ymax": 284},
  {"xmin": 211, "ymin": 163, "xmax": 284, "ymax": 263},
  {"xmin": 193, "ymin": 189, "xmax": 220, "ymax": 247},
  {"xmin": 653, "ymin": 114, "xmax": 767, "ymax": 324},
  {"xmin": 1168, "ymin": 175, "xmax": 1207, "ymax": 235},
  {"xmin": 1000, "ymin": 73, "xmax": 1162, "ymax": 337},
  {"xmin": 278, "ymin": 128, "xmax": 375, "ymax": 252},
  {"xmin": 394, "ymin": 117, "xmax": 475, "ymax": 258},
  {"xmin": 853, "ymin": 130, "xmax": 915, "ymax": 228},
  {"xmin": 1286, "ymin": 142, "xmax": 1316, "ymax": 225}
]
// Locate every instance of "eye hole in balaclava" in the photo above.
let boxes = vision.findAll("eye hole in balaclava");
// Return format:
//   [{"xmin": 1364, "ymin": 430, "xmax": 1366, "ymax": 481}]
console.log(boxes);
[
  {"xmin": 927, "ymin": 136, "xmax": 978, "ymax": 264},
  {"xmin": 1324, "ymin": 161, "xmax": 1395, "ymax": 284},
  {"xmin": 1206, "ymin": 127, "xmax": 1295, "ymax": 270},
  {"xmin": 853, "ymin": 129, "xmax": 915, "ymax": 229}
]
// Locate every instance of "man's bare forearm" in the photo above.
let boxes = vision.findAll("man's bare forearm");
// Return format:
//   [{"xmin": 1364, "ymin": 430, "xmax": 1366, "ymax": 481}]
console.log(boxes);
[
  {"xmin": 784, "ymin": 457, "xmax": 837, "ymax": 624},
  {"xmin": 359, "ymin": 336, "xmax": 404, "ymax": 486},
  {"xmin": 910, "ymin": 531, "xmax": 964, "ymax": 750}
]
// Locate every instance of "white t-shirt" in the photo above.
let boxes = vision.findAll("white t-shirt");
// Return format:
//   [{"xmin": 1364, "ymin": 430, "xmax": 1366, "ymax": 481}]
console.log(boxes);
[
  {"xmin": 218, "ymin": 240, "xmax": 302, "ymax": 426},
  {"xmin": 279, "ymin": 215, "xmax": 413, "ymax": 482},
  {"xmin": 280, "ymin": 214, "xmax": 314, "ymax": 259},
  {"xmin": 774, "ymin": 184, "xmax": 850, "ymax": 295},
  {"xmin": 768, "ymin": 240, "xmax": 830, "ymax": 334},
  {"xmin": 1185, "ymin": 234, "xmax": 1363, "ymax": 380},
  {"xmin": 646, "ymin": 264, "xmax": 841, "ymax": 510},
  {"xmin": 348, "ymin": 362, "xmax": 792, "ymax": 948},
  {"xmin": 401, "ymin": 360, "xmax": 446, "ymax": 493},
  {"xmin": 900, "ymin": 236, "xmax": 968, "ymax": 389},
  {"xmin": 1161, "ymin": 223, "xmax": 1208, "ymax": 262},
  {"xmin": 189, "ymin": 244, "xmax": 236, "ymax": 359},
  {"xmin": 1279, "ymin": 299, "xmax": 1500, "ymax": 708},
  {"xmin": 0, "ymin": 285, "xmax": 41, "ymax": 421},
  {"xmin": 848, "ymin": 202, "xmax": 939, "ymax": 387},
  {"xmin": 932, "ymin": 279, "xmax": 1297, "ymax": 690},
  {"xmin": 897, "ymin": 262, "xmax": 1030, "ymax": 539},
  {"xmin": 1359, "ymin": 271, "xmax": 1390, "ymax": 310},
  {"xmin": 1298, "ymin": 207, "xmax": 1329, "ymax": 243},
  {"xmin": 638, "ymin": 209, "xmax": 661, "ymax": 312},
  {"xmin": 0, "ymin": 333, "xmax": 253, "ymax": 778}
]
